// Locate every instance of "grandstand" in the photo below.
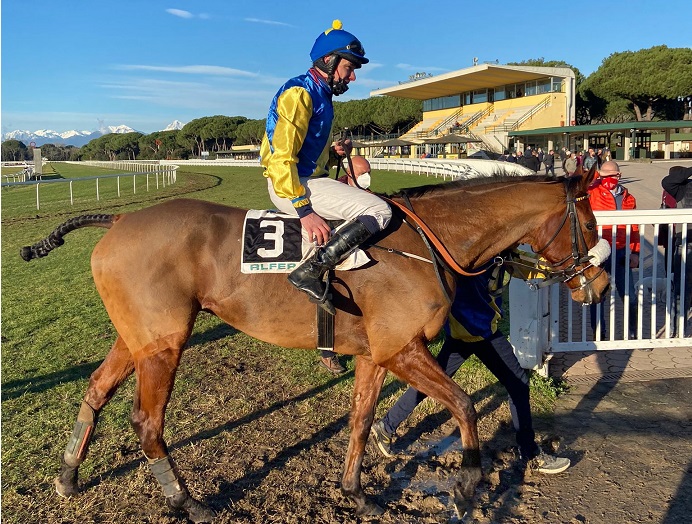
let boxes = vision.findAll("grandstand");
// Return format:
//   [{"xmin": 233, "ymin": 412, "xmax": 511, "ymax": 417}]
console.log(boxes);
[{"xmin": 370, "ymin": 63, "xmax": 575, "ymax": 157}]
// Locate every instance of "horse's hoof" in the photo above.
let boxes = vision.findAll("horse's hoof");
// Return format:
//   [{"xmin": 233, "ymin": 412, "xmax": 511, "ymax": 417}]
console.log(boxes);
[
  {"xmin": 355, "ymin": 499, "xmax": 385, "ymax": 517},
  {"xmin": 181, "ymin": 496, "xmax": 216, "ymax": 523},
  {"xmin": 54, "ymin": 476, "xmax": 79, "ymax": 498},
  {"xmin": 452, "ymin": 486, "xmax": 470, "ymax": 520}
]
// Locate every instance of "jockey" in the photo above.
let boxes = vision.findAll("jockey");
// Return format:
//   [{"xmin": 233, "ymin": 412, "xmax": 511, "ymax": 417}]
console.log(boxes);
[{"xmin": 260, "ymin": 20, "xmax": 391, "ymax": 313}]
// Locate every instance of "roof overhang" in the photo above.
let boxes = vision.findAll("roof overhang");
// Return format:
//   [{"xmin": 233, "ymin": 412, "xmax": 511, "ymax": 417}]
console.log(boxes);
[
  {"xmin": 371, "ymin": 64, "xmax": 574, "ymax": 100},
  {"xmin": 510, "ymin": 120, "xmax": 692, "ymax": 136}
]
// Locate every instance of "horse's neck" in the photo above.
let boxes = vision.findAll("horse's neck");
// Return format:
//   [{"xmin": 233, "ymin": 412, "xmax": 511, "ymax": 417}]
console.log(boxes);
[{"xmin": 409, "ymin": 183, "xmax": 554, "ymax": 269}]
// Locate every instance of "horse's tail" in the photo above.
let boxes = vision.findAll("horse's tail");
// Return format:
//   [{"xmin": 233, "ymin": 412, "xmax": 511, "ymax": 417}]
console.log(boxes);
[{"xmin": 20, "ymin": 214, "xmax": 116, "ymax": 262}]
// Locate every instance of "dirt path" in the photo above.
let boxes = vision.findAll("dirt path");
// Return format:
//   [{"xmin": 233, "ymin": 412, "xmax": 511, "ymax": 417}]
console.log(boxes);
[{"xmin": 8, "ymin": 334, "xmax": 690, "ymax": 524}]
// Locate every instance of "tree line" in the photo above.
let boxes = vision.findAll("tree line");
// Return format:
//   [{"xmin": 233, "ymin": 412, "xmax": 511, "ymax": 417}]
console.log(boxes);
[{"xmin": 3, "ymin": 45, "xmax": 691, "ymax": 162}]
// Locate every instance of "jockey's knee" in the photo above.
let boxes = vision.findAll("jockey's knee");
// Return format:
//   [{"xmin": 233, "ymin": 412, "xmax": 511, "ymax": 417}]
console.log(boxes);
[{"xmin": 358, "ymin": 203, "xmax": 392, "ymax": 233}]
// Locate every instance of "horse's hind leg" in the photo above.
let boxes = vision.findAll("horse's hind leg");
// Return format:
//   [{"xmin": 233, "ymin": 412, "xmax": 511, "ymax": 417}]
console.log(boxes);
[
  {"xmin": 382, "ymin": 339, "xmax": 482, "ymax": 519},
  {"xmin": 131, "ymin": 345, "xmax": 215, "ymax": 524},
  {"xmin": 341, "ymin": 354, "xmax": 388, "ymax": 516},
  {"xmin": 55, "ymin": 335, "xmax": 135, "ymax": 497}
]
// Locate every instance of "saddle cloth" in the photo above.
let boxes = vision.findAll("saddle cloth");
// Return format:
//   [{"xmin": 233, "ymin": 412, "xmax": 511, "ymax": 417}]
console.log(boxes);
[{"xmin": 241, "ymin": 210, "xmax": 370, "ymax": 274}]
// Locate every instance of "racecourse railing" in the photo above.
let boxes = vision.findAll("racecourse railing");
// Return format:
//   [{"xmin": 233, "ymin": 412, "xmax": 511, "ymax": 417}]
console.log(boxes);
[
  {"xmin": 510, "ymin": 208, "xmax": 692, "ymax": 370},
  {"xmin": 1, "ymin": 161, "xmax": 178, "ymax": 210},
  {"xmin": 156, "ymin": 157, "xmax": 534, "ymax": 179}
]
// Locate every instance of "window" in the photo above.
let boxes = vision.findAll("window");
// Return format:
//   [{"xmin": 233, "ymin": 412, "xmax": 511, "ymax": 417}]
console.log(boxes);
[
  {"xmin": 423, "ymin": 95, "xmax": 461, "ymax": 112},
  {"xmin": 472, "ymin": 89, "xmax": 488, "ymax": 103},
  {"xmin": 537, "ymin": 79, "xmax": 551, "ymax": 94}
]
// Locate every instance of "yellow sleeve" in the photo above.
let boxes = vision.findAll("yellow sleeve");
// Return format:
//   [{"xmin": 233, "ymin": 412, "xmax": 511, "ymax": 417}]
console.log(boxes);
[{"xmin": 261, "ymin": 87, "xmax": 313, "ymax": 200}]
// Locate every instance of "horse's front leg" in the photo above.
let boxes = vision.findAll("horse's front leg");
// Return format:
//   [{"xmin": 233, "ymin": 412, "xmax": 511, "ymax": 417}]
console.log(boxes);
[
  {"xmin": 341, "ymin": 354, "xmax": 388, "ymax": 516},
  {"xmin": 55, "ymin": 336, "xmax": 134, "ymax": 498},
  {"xmin": 382, "ymin": 338, "xmax": 482, "ymax": 519},
  {"xmin": 132, "ymin": 347, "xmax": 215, "ymax": 524}
]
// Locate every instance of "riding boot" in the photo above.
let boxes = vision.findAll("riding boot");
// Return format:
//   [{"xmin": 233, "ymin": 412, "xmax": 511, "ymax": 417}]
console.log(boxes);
[{"xmin": 288, "ymin": 220, "xmax": 372, "ymax": 312}]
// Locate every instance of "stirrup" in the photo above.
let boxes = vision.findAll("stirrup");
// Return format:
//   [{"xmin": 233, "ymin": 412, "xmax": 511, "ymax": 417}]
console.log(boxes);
[{"xmin": 309, "ymin": 273, "xmax": 335, "ymax": 315}]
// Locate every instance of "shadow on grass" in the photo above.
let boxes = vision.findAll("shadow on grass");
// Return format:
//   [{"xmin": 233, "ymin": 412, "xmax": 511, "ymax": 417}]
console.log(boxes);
[
  {"xmin": 81, "ymin": 369, "xmax": 355, "ymax": 493},
  {"xmin": 1, "ymin": 321, "xmax": 239, "ymax": 402},
  {"xmin": 1, "ymin": 361, "xmax": 100, "ymax": 401}
]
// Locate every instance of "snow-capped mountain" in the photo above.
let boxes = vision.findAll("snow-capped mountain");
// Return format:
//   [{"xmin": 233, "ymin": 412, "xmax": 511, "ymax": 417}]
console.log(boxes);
[
  {"xmin": 2, "ymin": 125, "xmax": 138, "ymax": 147},
  {"xmin": 164, "ymin": 120, "xmax": 185, "ymax": 131},
  {"xmin": 2, "ymin": 121, "xmax": 186, "ymax": 147}
]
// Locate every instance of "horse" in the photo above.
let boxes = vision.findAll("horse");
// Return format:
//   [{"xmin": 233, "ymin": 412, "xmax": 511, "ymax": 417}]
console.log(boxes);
[{"xmin": 20, "ymin": 167, "xmax": 608, "ymax": 523}]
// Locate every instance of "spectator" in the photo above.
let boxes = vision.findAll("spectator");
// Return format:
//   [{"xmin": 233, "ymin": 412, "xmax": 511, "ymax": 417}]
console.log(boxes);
[
  {"xmin": 524, "ymin": 149, "xmax": 540, "ymax": 173},
  {"xmin": 507, "ymin": 151, "xmax": 518, "ymax": 163},
  {"xmin": 318, "ymin": 155, "xmax": 374, "ymax": 374},
  {"xmin": 661, "ymin": 166, "xmax": 692, "ymax": 329},
  {"xmin": 559, "ymin": 147, "xmax": 568, "ymax": 172},
  {"xmin": 588, "ymin": 161, "xmax": 639, "ymax": 339},
  {"xmin": 537, "ymin": 147, "xmax": 545, "ymax": 166},
  {"xmin": 544, "ymin": 149, "xmax": 556, "ymax": 177},
  {"xmin": 564, "ymin": 150, "xmax": 577, "ymax": 175},
  {"xmin": 583, "ymin": 148, "xmax": 598, "ymax": 171}
]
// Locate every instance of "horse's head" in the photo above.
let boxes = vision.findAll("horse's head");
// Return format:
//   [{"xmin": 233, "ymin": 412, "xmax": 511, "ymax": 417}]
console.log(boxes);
[{"xmin": 531, "ymin": 166, "xmax": 610, "ymax": 305}]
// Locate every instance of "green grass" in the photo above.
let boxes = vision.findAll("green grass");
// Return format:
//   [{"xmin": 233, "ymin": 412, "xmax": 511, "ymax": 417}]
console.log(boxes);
[{"xmin": 1, "ymin": 161, "xmax": 562, "ymax": 519}]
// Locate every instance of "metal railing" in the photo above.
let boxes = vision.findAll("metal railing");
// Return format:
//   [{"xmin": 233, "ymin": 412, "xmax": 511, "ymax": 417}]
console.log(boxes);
[
  {"xmin": 493, "ymin": 95, "xmax": 552, "ymax": 132},
  {"xmin": 1, "ymin": 164, "xmax": 178, "ymax": 210}
]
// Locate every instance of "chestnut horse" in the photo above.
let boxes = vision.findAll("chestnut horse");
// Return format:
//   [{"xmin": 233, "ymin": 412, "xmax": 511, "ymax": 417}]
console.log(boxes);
[{"xmin": 21, "ymin": 169, "xmax": 608, "ymax": 523}]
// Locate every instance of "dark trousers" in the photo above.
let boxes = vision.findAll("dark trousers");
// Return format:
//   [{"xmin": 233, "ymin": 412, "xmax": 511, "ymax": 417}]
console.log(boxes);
[
  {"xmin": 672, "ymin": 242, "xmax": 692, "ymax": 332},
  {"xmin": 381, "ymin": 333, "xmax": 540, "ymax": 459},
  {"xmin": 545, "ymin": 164, "xmax": 555, "ymax": 177},
  {"xmin": 590, "ymin": 249, "xmax": 637, "ymax": 337}
]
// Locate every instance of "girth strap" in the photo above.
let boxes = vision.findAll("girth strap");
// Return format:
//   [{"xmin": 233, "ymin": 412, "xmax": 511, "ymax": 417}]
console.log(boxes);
[{"xmin": 317, "ymin": 298, "xmax": 335, "ymax": 352}]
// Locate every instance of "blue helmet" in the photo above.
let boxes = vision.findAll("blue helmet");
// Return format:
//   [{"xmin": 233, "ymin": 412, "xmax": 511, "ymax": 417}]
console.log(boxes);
[{"xmin": 310, "ymin": 20, "xmax": 369, "ymax": 67}]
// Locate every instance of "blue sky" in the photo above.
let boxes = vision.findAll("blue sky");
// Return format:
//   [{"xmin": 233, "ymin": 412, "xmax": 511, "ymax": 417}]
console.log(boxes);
[{"xmin": 2, "ymin": 0, "xmax": 690, "ymax": 134}]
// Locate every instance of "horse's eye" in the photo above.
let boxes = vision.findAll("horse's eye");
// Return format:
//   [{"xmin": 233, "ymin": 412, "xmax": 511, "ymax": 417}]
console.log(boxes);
[{"xmin": 585, "ymin": 221, "xmax": 596, "ymax": 231}]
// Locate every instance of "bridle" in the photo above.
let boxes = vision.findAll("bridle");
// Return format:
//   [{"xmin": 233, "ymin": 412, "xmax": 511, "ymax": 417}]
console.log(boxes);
[{"xmin": 512, "ymin": 183, "xmax": 606, "ymax": 302}]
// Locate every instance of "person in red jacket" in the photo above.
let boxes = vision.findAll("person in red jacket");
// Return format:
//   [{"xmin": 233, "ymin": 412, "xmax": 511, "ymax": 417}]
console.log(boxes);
[{"xmin": 588, "ymin": 161, "xmax": 640, "ymax": 339}]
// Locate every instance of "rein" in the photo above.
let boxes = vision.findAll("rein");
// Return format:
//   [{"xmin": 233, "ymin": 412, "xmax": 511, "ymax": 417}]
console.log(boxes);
[
  {"xmin": 381, "ymin": 195, "xmax": 486, "ymax": 277},
  {"xmin": 373, "ymin": 179, "xmax": 604, "ymax": 302}
]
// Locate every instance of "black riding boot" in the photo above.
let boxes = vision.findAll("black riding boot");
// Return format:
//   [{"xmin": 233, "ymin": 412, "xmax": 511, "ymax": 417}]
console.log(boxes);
[{"xmin": 288, "ymin": 220, "xmax": 372, "ymax": 313}]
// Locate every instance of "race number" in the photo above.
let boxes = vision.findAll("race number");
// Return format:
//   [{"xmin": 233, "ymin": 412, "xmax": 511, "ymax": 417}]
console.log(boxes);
[{"xmin": 241, "ymin": 212, "xmax": 303, "ymax": 273}]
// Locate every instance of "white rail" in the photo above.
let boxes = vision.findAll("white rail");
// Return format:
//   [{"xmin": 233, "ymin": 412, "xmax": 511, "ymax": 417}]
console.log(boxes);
[
  {"xmin": 510, "ymin": 208, "xmax": 692, "ymax": 370},
  {"xmin": 1, "ymin": 163, "xmax": 178, "ymax": 210}
]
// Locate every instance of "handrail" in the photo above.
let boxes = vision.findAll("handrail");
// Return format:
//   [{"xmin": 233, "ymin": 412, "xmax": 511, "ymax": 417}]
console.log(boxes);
[
  {"xmin": 494, "ymin": 96, "xmax": 551, "ymax": 132},
  {"xmin": 432, "ymin": 108, "xmax": 464, "ymax": 136},
  {"xmin": 462, "ymin": 106, "xmax": 495, "ymax": 132}
]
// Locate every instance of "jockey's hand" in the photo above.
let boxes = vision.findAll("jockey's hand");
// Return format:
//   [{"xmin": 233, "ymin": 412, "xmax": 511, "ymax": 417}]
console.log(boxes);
[
  {"xmin": 629, "ymin": 252, "xmax": 639, "ymax": 268},
  {"xmin": 301, "ymin": 212, "xmax": 331, "ymax": 245},
  {"xmin": 332, "ymin": 139, "xmax": 353, "ymax": 158}
]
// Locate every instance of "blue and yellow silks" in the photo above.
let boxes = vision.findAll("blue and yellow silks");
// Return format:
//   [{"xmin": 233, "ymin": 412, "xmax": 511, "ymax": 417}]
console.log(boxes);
[{"xmin": 260, "ymin": 69, "xmax": 333, "ymax": 213}]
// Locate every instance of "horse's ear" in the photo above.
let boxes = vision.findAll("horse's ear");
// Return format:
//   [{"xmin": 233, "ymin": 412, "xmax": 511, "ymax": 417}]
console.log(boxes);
[{"xmin": 582, "ymin": 163, "xmax": 598, "ymax": 191}]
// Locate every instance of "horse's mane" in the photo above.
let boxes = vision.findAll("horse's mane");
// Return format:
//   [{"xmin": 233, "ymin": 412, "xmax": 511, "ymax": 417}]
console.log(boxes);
[{"xmin": 389, "ymin": 172, "xmax": 561, "ymax": 199}]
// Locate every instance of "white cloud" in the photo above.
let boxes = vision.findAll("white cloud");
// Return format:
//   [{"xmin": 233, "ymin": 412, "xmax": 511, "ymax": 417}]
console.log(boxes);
[
  {"xmin": 166, "ymin": 9, "xmax": 194, "ymax": 19},
  {"xmin": 116, "ymin": 64, "xmax": 259, "ymax": 78},
  {"xmin": 244, "ymin": 17, "xmax": 294, "ymax": 27}
]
